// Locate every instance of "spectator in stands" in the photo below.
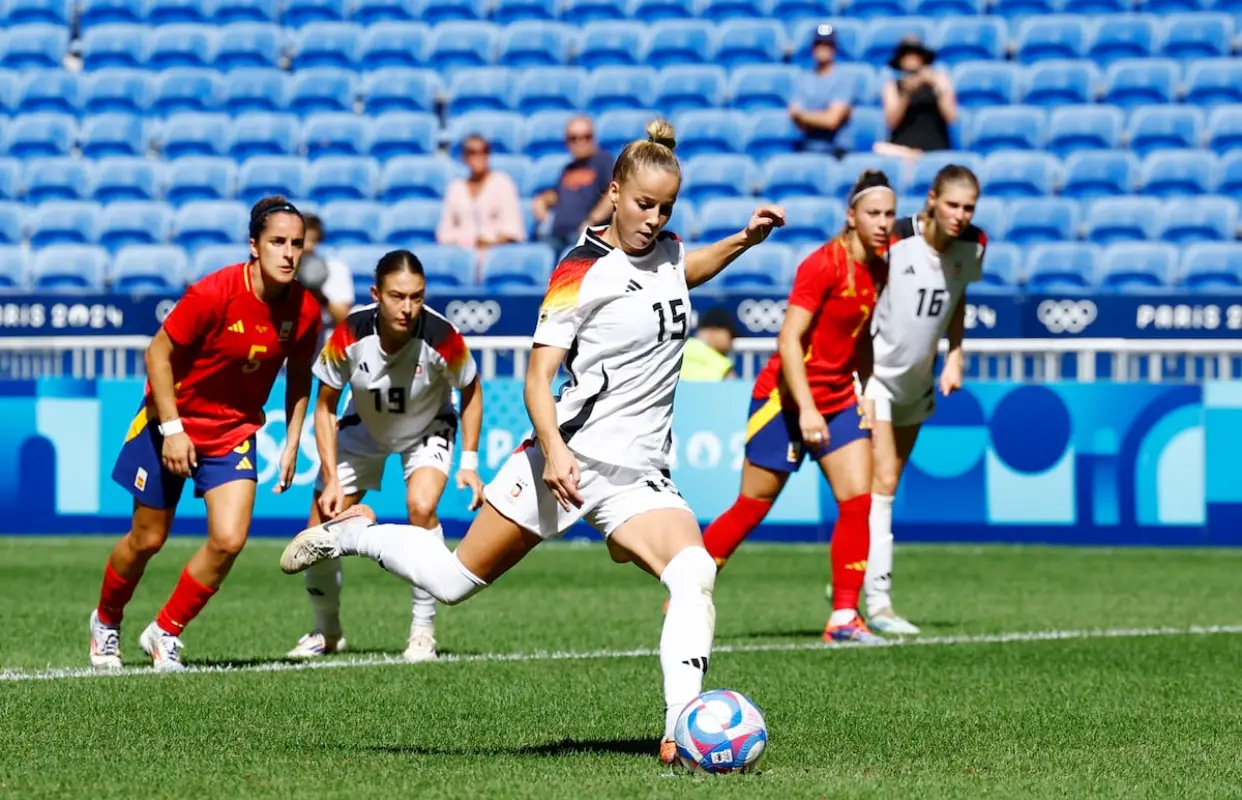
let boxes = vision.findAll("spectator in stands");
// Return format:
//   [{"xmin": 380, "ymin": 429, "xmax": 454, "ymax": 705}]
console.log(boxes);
[
  {"xmin": 681, "ymin": 307, "xmax": 738, "ymax": 381},
  {"xmin": 436, "ymin": 134, "xmax": 525, "ymax": 259},
  {"xmin": 790, "ymin": 24, "xmax": 854, "ymax": 155},
  {"xmin": 533, "ymin": 116, "xmax": 615, "ymax": 254},
  {"xmin": 299, "ymin": 214, "xmax": 355, "ymax": 329},
  {"xmin": 877, "ymin": 35, "xmax": 958, "ymax": 158}
]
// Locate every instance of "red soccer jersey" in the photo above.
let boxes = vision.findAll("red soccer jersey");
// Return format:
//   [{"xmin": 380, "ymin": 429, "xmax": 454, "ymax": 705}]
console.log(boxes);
[
  {"xmin": 150, "ymin": 263, "xmax": 322, "ymax": 457},
  {"xmin": 752, "ymin": 237, "xmax": 882, "ymax": 416}
]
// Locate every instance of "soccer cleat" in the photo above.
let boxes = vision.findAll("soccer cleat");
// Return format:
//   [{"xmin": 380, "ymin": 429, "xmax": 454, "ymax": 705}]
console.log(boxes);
[
  {"xmin": 280, "ymin": 504, "xmax": 377, "ymax": 574},
  {"xmin": 867, "ymin": 607, "xmax": 921, "ymax": 635},
  {"xmin": 286, "ymin": 632, "xmax": 347, "ymax": 659},
  {"xmin": 402, "ymin": 627, "xmax": 438, "ymax": 663},
  {"xmin": 138, "ymin": 622, "xmax": 187, "ymax": 672},
  {"xmin": 88, "ymin": 609, "xmax": 123, "ymax": 670},
  {"xmin": 659, "ymin": 738, "xmax": 678, "ymax": 766},
  {"xmin": 823, "ymin": 615, "xmax": 886, "ymax": 645}
]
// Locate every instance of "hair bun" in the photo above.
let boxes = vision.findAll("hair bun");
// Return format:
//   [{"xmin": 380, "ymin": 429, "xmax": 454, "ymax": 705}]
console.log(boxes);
[{"xmin": 645, "ymin": 119, "xmax": 677, "ymax": 151}]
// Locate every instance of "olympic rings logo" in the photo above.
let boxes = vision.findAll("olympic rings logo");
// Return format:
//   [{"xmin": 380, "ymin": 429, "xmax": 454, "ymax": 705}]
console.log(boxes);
[
  {"xmin": 1036, "ymin": 299, "xmax": 1098, "ymax": 335},
  {"xmin": 736, "ymin": 299, "xmax": 788, "ymax": 333},
  {"xmin": 445, "ymin": 300, "xmax": 502, "ymax": 333}
]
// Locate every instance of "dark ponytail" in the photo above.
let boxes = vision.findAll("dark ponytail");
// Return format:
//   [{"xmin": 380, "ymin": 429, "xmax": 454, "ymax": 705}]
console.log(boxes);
[{"xmin": 374, "ymin": 249, "xmax": 425, "ymax": 288}]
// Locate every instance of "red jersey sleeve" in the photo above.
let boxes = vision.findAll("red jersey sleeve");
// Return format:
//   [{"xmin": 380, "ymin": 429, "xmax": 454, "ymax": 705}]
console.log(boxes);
[
  {"xmin": 787, "ymin": 246, "xmax": 838, "ymax": 314},
  {"xmin": 162, "ymin": 273, "xmax": 223, "ymax": 347}
]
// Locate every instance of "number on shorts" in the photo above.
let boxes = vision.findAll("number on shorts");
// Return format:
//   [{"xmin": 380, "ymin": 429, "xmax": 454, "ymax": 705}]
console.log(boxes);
[
  {"xmin": 652, "ymin": 299, "xmax": 687, "ymax": 342},
  {"xmin": 370, "ymin": 387, "xmax": 406, "ymax": 413},
  {"xmin": 645, "ymin": 476, "xmax": 681, "ymax": 497}
]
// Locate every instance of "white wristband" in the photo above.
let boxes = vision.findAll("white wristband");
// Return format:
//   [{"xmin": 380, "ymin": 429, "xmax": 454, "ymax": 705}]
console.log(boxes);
[
  {"xmin": 459, "ymin": 451, "xmax": 479, "ymax": 471},
  {"xmin": 158, "ymin": 418, "xmax": 184, "ymax": 437}
]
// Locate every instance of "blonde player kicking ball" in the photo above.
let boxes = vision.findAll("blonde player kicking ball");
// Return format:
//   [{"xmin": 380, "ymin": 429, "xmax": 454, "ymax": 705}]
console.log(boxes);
[
  {"xmin": 281, "ymin": 120, "xmax": 785, "ymax": 766},
  {"xmin": 861, "ymin": 164, "xmax": 986, "ymax": 635},
  {"xmin": 287, "ymin": 249, "xmax": 484, "ymax": 663}
]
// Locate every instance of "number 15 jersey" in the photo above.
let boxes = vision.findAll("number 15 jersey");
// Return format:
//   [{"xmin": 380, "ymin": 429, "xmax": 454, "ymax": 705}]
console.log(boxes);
[{"xmin": 534, "ymin": 227, "xmax": 689, "ymax": 473}]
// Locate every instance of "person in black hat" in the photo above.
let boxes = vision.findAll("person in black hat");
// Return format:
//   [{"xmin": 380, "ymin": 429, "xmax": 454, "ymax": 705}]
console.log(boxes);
[
  {"xmin": 789, "ymin": 23, "xmax": 854, "ymax": 155},
  {"xmin": 878, "ymin": 34, "xmax": 958, "ymax": 157}
]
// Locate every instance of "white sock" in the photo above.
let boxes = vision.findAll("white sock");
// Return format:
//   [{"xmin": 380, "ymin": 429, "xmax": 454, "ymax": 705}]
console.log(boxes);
[
  {"xmin": 659, "ymin": 546, "xmax": 717, "ymax": 741},
  {"xmin": 338, "ymin": 522, "xmax": 486, "ymax": 605},
  {"xmin": 304, "ymin": 557, "xmax": 343, "ymax": 638},
  {"xmin": 410, "ymin": 526, "xmax": 443, "ymax": 631},
  {"xmin": 865, "ymin": 493, "xmax": 895, "ymax": 612}
]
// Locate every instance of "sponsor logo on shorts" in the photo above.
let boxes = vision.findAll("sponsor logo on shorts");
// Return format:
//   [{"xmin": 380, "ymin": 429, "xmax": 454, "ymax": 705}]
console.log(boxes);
[
  {"xmin": 510, "ymin": 477, "xmax": 527, "ymax": 498},
  {"xmin": 134, "ymin": 467, "xmax": 147, "ymax": 491},
  {"xmin": 236, "ymin": 456, "xmax": 253, "ymax": 471},
  {"xmin": 786, "ymin": 443, "xmax": 800, "ymax": 463}
]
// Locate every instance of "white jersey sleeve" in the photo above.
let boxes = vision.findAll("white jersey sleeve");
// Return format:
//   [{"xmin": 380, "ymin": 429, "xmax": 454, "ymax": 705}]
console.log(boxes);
[{"xmin": 534, "ymin": 253, "xmax": 612, "ymax": 350}]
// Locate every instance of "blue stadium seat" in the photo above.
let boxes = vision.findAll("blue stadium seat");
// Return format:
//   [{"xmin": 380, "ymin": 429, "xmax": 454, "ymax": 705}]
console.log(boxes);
[
  {"xmin": 681, "ymin": 154, "xmax": 757, "ymax": 203},
  {"xmin": 840, "ymin": 0, "xmax": 905, "ymax": 20},
  {"xmin": 837, "ymin": 107, "xmax": 887, "ymax": 153},
  {"xmin": 1004, "ymin": 197, "xmax": 1080, "ymax": 244},
  {"xmin": 1127, "ymin": 106, "xmax": 1204, "ymax": 156},
  {"xmin": 675, "ymin": 109, "xmax": 744, "ymax": 158},
  {"xmin": 415, "ymin": 244, "xmax": 475, "ymax": 289},
  {"xmin": 526, "ymin": 153, "xmax": 569, "ymax": 194},
  {"xmin": 212, "ymin": 0, "xmax": 278, "ymax": 23},
  {"xmin": 493, "ymin": 0, "xmax": 555, "ymax": 23},
  {"xmin": 646, "ymin": 20, "xmax": 716, "ymax": 68},
  {"xmin": 359, "ymin": 22, "xmax": 430, "ymax": 68},
  {"xmin": 667, "ymin": 198, "xmax": 696, "ymax": 240},
  {"xmin": 965, "ymin": 106, "xmax": 1047, "ymax": 154},
  {"xmin": 281, "ymin": 0, "xmax": 347, "ymax": 28},
  {"xmin": 161, "ymin": 112, "xmax": 229, "ymax": 158},
  {"xmin": 214, "ymin": 23, "xmax": 283, "ymax": 70},
  {"xmin": 698, "ymin": 0, "xmax": 773, "ymax": 21},
  {"xmin": 288, "ymin": 67, "xmax": 356, "ymax": 113},
  {"xmin": 1102, "ymin": 58, "xmax": 1178, "ymax": 107},
  {"xmin": 655, "ymin": 65, "xmax": 726, "ymax": 115},
  {"xmin": 81, "ymin": 24, "xmax": 147, "ymax": 69},
  {"xmin": 448, "ymin": 67, "xmax": 515, "ymax": 115},
  {"xmin": 307, "ymin": 156, "xmax": 379, "ymax": 202},
  {"xmin": 79, "ymin": 0, "xmax": 142, "ymax": 28},
  {"xmin": 969, "ymin": 197, "xmax": 1008, "ymax": 241},
  {"xmin": 1206, "ymin": 107, "xmax": 1242, "ymax": 155},
  {"xmin": 1141, "ymin": 149, "xmax": 1215, "ymax": 196},
  {"xmin": 110, "ymin": 244, "xmax": 188, "ymax": 292},
  {"xmin": 192, "ymin": 244, "xmax": 248, "ymax": 278},
  {"xmin": 577, "ymin": 22, "xmax": 648, "ymax": 69},
  {"xmin": 760, "ymin": 154, "xmax": 834, "ymax": 201},
  {"xmin": 777, "ymin": 197, "xmax": 842, "ymax": 246},
  {"xmin": 98, "ymin": 201, "xmax": 173, "ymax": 252},
  {"xmin": 0, "ymin": 245, "xmax": 27, "ymax": 290},
  {"xmin": 834, "ymin": 153, "xmax": 905, "ymax": 197},
  {"xmin": 932, "ymin": 17, "xmax": 1007, "ymax": 65},
  {"xmin": 4, "ymin": 0, "xmax": 72, "ymax": 25},
  {"xmin": 1159, "ymin": 196, "xmax": 1238, "ymax": 244},
  {"xmin": 596, "ymin": 108, "xmax": 656, "ymax": 155},
  {"xmin": 363, "ymin": 68, "xmax": 439, "ymax": 114},
  {"xmin": 337, "ymin": 244, "xmax": 386, "ymax": 292},
  {"xmin": 1084, "ymin": 196, "xmax": 1163, "ymax": 243},
  {"xmin": 1099, "ymin": 243, "xmax": 1176, "ymax": 291},
  {"xmin": 741, "ymin": 110, "xmax": 800, "ymax": 161},
  {"xmin": 562, "ymin": 0, "xmax": 627, "ymax": 24},
  {"xmin": 237, "ymin": 156, "xmax": 308, "ymax": 204},
  {"xmin": 1184, "ymin": 59, "xmax": 1242, "ymax": 107},
  {"xmin": 1014, "ymin": 16, "xmax": 1089, "ymax": 63},
  {"xmin": 770, "ymin": 0, "xmax": 830, "ymax": 18},
  {"xmin": 94, "ymin": 157, "xmax": 162, "ymax": 202},
  {"xmin": 3, "ymin": 112, "xmax": 75, "ymax": 158},
  {"xmin": 166, "ymin": 156, "xmax": 237, "ymax": 204},
  {"xmin": 368, "ymin": 111, "xmax": 439, "ymax": 160},
  {"xmin": 833, "ymin": 62, "xmax": 878, "ymax": 106},
  {"xmin": 976, "ymin": 241, "xmax": 1021, "ymax": 288},
  {"xmin": 428, "ymin": 21, "xmax": 499, "ymax": 69},
  {"xmin": 316, "ymin": 199, "xmax": 383, "ymax": 244},
  {"xmin": 1180, "ymin": 243, "xmax": 1242, "ymax": 291},
  {"xmin": 1061, "ymin": 150, "xmax": 1139, "ymax": 200},
  {"xmin": 449, "ymin": 111, "xmax": 524, "ymax": 155},
  {"xmin": 1220, "ymin": 151, "xmax": 1242, "ymax": 200},
  {"xmin": 0, "ymin": 159, "xmax": 21, "ymax": 201},
  {"xmin": 294, "ymin": 22, "xmax": 362, "ymax": 69},
  {"xmin": 223, "ymin": 68, "xmax": 288, "ymax": 114},
  {"xmin": 1022, "ymin": 60, "xmax": 1099, "ymax": 106},
  {"xmin": 0, "ymin": 202, "xmax": 23, "ymax": 244},
  {"xmin": 417, "ymin": 0, "xmax": 485, "ymax": 23},
  {"xmin": 1072, "ymin": 0, "xmax": 1133, "ymax": 13},
  {"xmin": 498, "ymin": 21, "xmax": 573, "ymax": 68},
  {"xmin": 728, "ymin": 65, "xmax": 795, "ymax": 111},
  {"xmin": 30, "ymin": 201, "xmax": 101, "ymax": 247},
  {"xmin": 173, "ymin": 200, "xmax": 247, "ymax": 249},
  {"xmin": 0, "ymin": 71, "xmax": 18, "ymax": 114},
  {"xmin": 697, "ymin": 197, "xmax": 758, "ymax": 242},
  {"xmin": 994, "ymin": 0, "xmax": 1058, "ymax": 18},
  {"xmin": 715, "ymin": 241, "xmax": 794, "ymax": 290},
  {"xmin": 862, "ymin": 18, "xmax": 937, "ymax": 65},
  {"xmin": 1158, "ymin": 12, "xmax": 1233, "ymax": 60},
  {"xmin": 585, "ymin": 67, "xmax": 656, "ymax": 114},
  {"xmin": 19, "ymin": 71, "xmax": 80, "ymax": 115},
  {"xmin": 25, "ymin": 157, "xmax": 92, "ymax": 203},
  {"xmin": 905, "ymin": 151, "xmax": 985, "ymax": 196},
  {"xmin": 152, "ymin": 69, "xmax": 222, "ymax": 116},
  {"xmin": 981, "ymin": 151, "xmax": 1061, "ymax": 198},
  {"xmin": 1025, "ymin": 243, "xmax": 1101, "ymax": 292},
  {"xmin": 714, "ymin": 19, "xmax": 785, "ymax": 68},
  {"xmin": 379, "ymin": 155, "xmax": 453, "ymax": 200},
  {"xmin": 628, "ymin": 0, "xmax": 693, "ymax": 20},
  {"xmin": 146, "ymin": 0, "xmax": 210, "ymax": 25},
  {"xmin": 229, "ymin": 112, "xmax": 301, "ymax": 159},
  {"xmin": 514, "ymin": 67, "xmax": 584, "ymax": 114},
  {"xmin": 148, "ymin": 24, "xmax": 215, "ymax": 70},
  {"xmin": 84, "ymin": 69, "xmax": 151, "ymax": 115},
  {"xmin": 488, "ymin": 153, "xmax": 529, "ymax": 190},
  {"xmin": 913, "ymin": 0, "xmax": 986, "ymax": 18},
  {"xmin": 1047, "ymin": 105, "xmax": 1123, "ymax": 156},
  {"xmin": 1, "ymin": 24, "xmax": 68, "ymax": 69},
  {"xmin": 521, "ymin": 110, "xmax": 575, "ymax": 158},
  {"xmin": 82, "ymin": 114, "xmax": 149, "ymax": 159},
  {"xmin": 1087, "ymin": 14, "xmax": 1156, "ymax": 66},
  {"xmin": 32, "ymin": 244, "xmax": 109, "ymax": 292},
  {"xmin": 304, "ymin": 112, "xmax": 369, "ymax": 158},
  {"xmin": 480, "ymin": 243, "xmax": 554, "ymax": 289},
  {"xmin": 952, "ymin": 61, "xmax": 1020, "ymax": 108}
]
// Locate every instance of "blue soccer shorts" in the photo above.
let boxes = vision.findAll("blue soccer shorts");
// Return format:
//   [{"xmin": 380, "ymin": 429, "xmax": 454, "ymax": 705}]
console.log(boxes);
[{"xmin": 743, "ymin": 393, "xmax": 871, "ymax": 474}]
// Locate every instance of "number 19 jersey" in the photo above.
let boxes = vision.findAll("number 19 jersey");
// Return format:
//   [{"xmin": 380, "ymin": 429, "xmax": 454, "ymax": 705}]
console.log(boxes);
[{"xmin": 534, "ymin": 227, "xmax": 689, "ymax": 473}]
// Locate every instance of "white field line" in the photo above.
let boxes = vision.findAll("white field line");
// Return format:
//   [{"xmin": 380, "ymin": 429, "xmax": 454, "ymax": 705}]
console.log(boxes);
[{"xmin": 4, "ymin": 624, "xmax": 1241, "ymax": 683}]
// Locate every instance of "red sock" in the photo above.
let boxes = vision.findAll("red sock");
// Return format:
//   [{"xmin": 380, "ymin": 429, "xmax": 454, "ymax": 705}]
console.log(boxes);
[
  {"xmin": 830, "ymin": 494, "xmax": 872, "ymax": 613},
  {"xmin": 155, "ymin": 569, "xmax": 218, "ymax": 635},
  {"xmin": 97, "ymin": 562, "xmax": 138, "ymax": 627},
  {"xmin": 702, "ymin": 496, "xmax": 774, "ymax": 564}
]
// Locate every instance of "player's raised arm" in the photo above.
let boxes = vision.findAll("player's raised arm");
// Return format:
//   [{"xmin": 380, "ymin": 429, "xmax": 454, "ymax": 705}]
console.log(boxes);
[{"xmin": 684, "ymin": 205, "xmax": 786, "ymax": 289}]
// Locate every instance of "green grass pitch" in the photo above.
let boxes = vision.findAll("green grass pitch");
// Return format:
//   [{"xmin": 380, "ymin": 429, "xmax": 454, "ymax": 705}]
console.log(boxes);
[{"xmin": 2, "ymin": 537, "xmax": 1241, "ymax": 798}]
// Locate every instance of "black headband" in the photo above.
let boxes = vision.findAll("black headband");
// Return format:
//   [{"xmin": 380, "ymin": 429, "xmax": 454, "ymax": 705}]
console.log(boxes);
[{"xmin": 249, "ymin": 202, "xmax": 303, "ymax": 240}]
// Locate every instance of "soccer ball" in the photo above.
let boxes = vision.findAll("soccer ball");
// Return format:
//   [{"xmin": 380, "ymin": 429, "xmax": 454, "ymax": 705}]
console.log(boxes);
[{"xmin": 673, "ymin": 689, "xmax": 768, "ymax": 774}]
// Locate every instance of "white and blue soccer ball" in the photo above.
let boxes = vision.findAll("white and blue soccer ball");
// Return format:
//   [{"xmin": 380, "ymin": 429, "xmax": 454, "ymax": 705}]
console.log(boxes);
[{"xmin": 673, "ymin": 689, "xmax": 768, "ymax": 774}]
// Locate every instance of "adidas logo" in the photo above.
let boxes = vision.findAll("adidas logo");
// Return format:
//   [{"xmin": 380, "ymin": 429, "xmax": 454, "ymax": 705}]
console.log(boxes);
[
  {"xmin": 844, "ymin": 559, "xmax": 868, "ymax": 572},
  {"xmin": 625, "ymin": 279, "xmax": 643, "ymax": 293},
  {"xmin": 681, "ymin": 656, "xmax": 710, "ymax": 674},
  {"xmin": 359, "ymin": 362, "xmax": 370, "ymax": 373},
  {"xmin": 228, "ymin": 320, "xmax": 245, "ymax": 333},
  {"xmin": 903, "ymin": 266, "xmax": 915, "ymax": 275},
  {"xmin": 235, "ymin": 456, "xmax": 253, "ymax": 470}
]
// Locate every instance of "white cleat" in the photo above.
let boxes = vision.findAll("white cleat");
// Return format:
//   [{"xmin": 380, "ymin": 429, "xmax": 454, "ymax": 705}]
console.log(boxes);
[
  {"xmin": 867, "ymin": 607, "xmax": 922, "ymax": 635},
  {"xmin": 139, "ymin": 622, "xmax": 187, "ymax": 672},
  {"xmin": 287, "ymin": 632, "xmax": 348, "ymax": 659},
  {"xmin": 280, "ymin": 504, "xmax": 377, "ymax": 574},
  {"xmin": 89, "ymin": 609, "xmax": 123, "ymax": 670},
  {"xmin": 403, "ymin": 627, "xmax": 438, "ymax": 663}
]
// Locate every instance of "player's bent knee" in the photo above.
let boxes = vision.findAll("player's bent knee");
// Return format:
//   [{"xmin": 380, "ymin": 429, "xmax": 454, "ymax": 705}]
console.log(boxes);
[
  {"xmin": 605, "ymin": 536, "xmax": 631, "ymax": 564},
  {"xmin": 207, "ymin": 530, "xmax": 248, "ymax": 559},
  {"xmin": 660, "ymin": 546, "xmax": 717, "ymax": 600},
  {"xmin": 407, "ymin": 499, "xmax": 438, "ymax": 528}
]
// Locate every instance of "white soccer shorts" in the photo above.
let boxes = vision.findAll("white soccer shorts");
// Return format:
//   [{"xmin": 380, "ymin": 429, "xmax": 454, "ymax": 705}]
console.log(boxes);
[
  {"xmin": 316, "ymin": 421, "xmax": 456, "ymax": 495},
  {"xmin": 483, "ymin": 442, "xmax": 692, "ymax": 540},
  {"xmin": 864, "ymin": 376, "xmax": 937, "ymax": 428}
]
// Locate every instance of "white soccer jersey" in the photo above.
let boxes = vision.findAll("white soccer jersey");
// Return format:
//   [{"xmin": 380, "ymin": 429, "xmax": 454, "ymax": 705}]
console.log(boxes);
[
  {"xmin": 533, "ymin": 227, "xmax": 690, "ymax": 473},
  {"xmin": 870, "ymin": 216, "xmax": 986, "ymax": 401},
  {"xmin": 313, "ymin": 304, "xmax": 478, "ymax": 453}
]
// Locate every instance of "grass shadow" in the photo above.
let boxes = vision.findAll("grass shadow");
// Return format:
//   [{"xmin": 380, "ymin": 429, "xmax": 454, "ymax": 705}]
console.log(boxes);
[{"xmin": 363, "ymin": 737, "xmax": 660, "ymax": 759}]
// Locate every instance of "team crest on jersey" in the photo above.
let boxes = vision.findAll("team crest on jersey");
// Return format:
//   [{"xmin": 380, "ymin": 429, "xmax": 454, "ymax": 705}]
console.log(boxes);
[
  {"xmin": 279, "ymin": 320, "xmax": 293, "ymax": 341},
  {"xmin": 256, "ymin": 324, "xmax": 269, "ymax": 333}
]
